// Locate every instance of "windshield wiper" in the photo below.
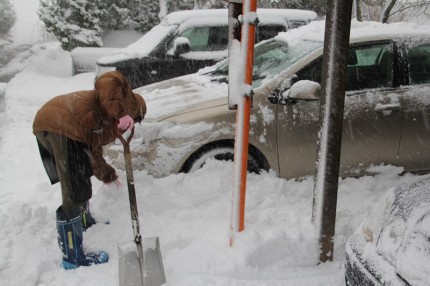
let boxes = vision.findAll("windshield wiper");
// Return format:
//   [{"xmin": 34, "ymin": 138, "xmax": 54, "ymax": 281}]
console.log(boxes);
[{"xmin": 210, "ymin": 75, "xmax": 228, "ymax": 83}]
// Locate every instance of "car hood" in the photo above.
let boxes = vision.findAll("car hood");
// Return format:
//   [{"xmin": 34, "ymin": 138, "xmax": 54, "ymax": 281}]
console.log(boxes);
[
  {"xmin": 134, "ymin": 72, "xmax": 229, "ymax": 122},
  {"xmin": 97, "ymin": 25, "xmax": 176, "ymax": 65},
  {"xmin": 348, "ymin": 175, "xmax": 430, "ymax": 285},
  {"xmin": 376, "ymin": 177, "xmax": 430, "ymax": 285}
]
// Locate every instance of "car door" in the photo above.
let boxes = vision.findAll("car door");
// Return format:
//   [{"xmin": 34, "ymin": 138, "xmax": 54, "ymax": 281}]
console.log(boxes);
[
  {"xmin": 397, "ymin": 42, "xmax": 430, "ymax": 172},
  {"xmin": 128, "ymin": 25, "xmax": 228, "ymax": 87},
  {"xmin": 276, "ymin": 42, "xmax": 404, "ymax": 179}
]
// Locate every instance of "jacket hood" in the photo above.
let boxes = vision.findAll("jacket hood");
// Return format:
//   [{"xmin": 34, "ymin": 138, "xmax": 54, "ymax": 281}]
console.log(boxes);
[
  {"xmin": 131, "ymin": 92, "xmax": 147, "ymax": 122},
  {"xmin": 95, "ymin": 71, "xmax": 133, "ymax": 96},
  {"xmin": 95, "ymin": 71, "xmax": 146, "ymax": 121}
]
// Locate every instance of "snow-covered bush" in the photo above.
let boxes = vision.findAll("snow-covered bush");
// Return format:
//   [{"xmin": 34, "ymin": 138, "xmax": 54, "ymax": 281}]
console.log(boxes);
[
  {"xmin": 37, "ymin": 0, "xmax": 324, "ymax": 52},
  {"xmin": 39, "ymin": 0, "xmax": 104, "ymax": 51},
  {"xmin": 0, "ymin": 0, "xmax": 17, "ymax": 44}
]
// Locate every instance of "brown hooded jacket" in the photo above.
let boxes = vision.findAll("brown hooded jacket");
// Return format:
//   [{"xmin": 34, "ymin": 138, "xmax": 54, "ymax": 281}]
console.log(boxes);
[{"xmin": 33, "ymin": 71, "xmax": 146, "ymax": 182}]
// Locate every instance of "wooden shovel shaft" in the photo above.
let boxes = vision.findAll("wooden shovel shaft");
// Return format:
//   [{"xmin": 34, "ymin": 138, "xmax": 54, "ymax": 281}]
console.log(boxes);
[
  {"xmin": 117, "ymin": 128, "xmax": 146, "ymax": 284},
  {"xmin": 117, "ymin": 129, "xmax": 141, "ymax": 237}
]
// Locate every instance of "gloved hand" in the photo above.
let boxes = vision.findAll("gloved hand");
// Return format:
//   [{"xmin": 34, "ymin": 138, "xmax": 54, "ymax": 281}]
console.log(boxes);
[
  {"xmin": 102, "ymin": 171, "xmax": 118, "ymax": 184},
  {"xmin": 117, "ymin": 115, "xmax": 134, "ymax": 130}
]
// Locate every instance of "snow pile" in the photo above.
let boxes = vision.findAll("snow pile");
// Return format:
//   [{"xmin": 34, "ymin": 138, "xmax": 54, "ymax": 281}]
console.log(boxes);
[{"xmin": 0, "ymin": 22, "xmax": 428, "ymax": 286}]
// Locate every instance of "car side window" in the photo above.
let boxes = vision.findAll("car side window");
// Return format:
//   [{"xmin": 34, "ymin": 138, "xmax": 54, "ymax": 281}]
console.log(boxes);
[
  {"xmin": 256, "ymin": 25, "xmax": 286, "ymax": 42},
  {"xmin": 348, "ymin": 44, "xmax": 393, "ymax": 90},
  {"xmin": 296, "ymin": 57, "xmax": 323, "ymax": 84},
  {"xmin": 408, "ymin": 44, "xmax": 430, "ymax": 84},
  {"xmin": 296, "ymin": 43, "xmax": 394, "ymax": 91},
  {"xmin": 207, "ymin": 26, "xmax": 229, "ymax": 50},
  {"xmin": 181, "ymin": 27, "xmax": 210, "ymax": 50},
  {"xmin": 171, "ymin": 26, "xmax": 229, "ymax": 52}
]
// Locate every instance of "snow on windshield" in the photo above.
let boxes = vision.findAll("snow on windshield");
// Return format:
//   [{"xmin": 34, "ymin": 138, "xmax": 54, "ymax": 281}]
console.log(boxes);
[
  {"xmin": 97, "ymin": 25, "xmax": 175, "ymax": 64},
  {"xmin": 135, "ymin": 73, "xmax": 228, "ymax": 120},
  {"xmin": 212, "ymin": 38, "xmax": 322, "ymax": 89}
]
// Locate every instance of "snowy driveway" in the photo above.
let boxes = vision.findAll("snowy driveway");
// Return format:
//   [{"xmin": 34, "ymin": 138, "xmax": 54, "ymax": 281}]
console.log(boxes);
[{"xmin": 0, "ymin": 43, "xmax": 426, "ymax": 286}]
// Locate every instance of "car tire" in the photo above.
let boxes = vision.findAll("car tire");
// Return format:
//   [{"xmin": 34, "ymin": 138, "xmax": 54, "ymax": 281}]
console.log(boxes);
[{"xmin": 182, "ymin": 144, "xmax": 262, "ymax": 174}]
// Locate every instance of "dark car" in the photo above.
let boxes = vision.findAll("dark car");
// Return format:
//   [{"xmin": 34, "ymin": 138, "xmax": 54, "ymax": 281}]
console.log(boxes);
[
  {"xmin": 345, "ymin": 175, "xmax": 430, "ymax": 286},
  {"xmin": 95, "ymin": 8, "xmax": 317, "ymax": 88}
]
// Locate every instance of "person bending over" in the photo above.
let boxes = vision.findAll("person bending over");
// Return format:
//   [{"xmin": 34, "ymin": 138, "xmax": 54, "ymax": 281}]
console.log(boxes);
[{"xmin": 33, "ymin": 71, "xmax": 146, "ymax": 269}]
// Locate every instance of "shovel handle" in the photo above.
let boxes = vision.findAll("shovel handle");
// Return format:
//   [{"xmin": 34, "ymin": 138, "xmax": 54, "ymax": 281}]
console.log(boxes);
[
  {"xmin": 117, "ymin": 127, "xmax": 135, "ymax": 187},
  {"xmin": 117, "ymin": 127, "xmax": 141, "ymax": 236},
  {"xmin": 116, "ymin": 127, "xmax": 135, "ymax": 147},
  {"xmin": 117, "ymin": 127, "xmax": 146, "ymax": 284}
]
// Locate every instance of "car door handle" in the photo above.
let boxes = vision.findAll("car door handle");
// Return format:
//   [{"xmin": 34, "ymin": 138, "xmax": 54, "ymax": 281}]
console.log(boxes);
[{"xmin": 374, "ymin": 103, "xmax": 400, "ymax": 112}]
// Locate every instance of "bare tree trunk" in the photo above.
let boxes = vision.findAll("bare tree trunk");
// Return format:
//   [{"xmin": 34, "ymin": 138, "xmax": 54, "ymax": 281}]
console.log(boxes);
[
  {"xmin": 381, "ymin": 0, "xmax": 397, "ymax": 23},
  {"xmin": 193, "ymin": 0, "xmax": 201, "ymax": 9},
  {"xmin": 355, "ymin": 0, "xmax": 363, "ymax": 21},
  {"xmin": 353, "ymin": 0, "xmax": 363, "ymax": 22},
  {"xmin": 159, "ymin": 0, "xmax": 167, "ymax": 20}
]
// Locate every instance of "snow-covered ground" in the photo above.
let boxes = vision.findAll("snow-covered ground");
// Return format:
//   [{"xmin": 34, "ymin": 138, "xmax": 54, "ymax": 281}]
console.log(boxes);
[{"xmin": 0, "ymin": 41, "xmax": 426, "ymax": 286}]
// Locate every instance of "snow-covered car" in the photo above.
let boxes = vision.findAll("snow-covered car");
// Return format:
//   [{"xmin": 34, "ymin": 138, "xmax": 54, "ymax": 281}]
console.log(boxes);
[
  {"xmin": 108, "ymin": 20, "xmax": 430, "ymax": 179},
  {"xmin": 95, "ymin": 8, "xmax": 317, "ymax": 88},
  {"xmin": 345, "ymin": 175, "xmax": 430, "ymax": 286}
]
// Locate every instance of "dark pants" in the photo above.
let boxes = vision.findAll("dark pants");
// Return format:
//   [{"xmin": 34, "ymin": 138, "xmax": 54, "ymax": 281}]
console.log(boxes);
[{"xmin": 35, "ymin": 132, "xmax": 93, "ymax": 214}]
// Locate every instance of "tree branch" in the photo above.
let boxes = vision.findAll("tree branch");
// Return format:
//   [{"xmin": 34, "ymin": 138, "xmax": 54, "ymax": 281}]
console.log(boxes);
[{"xmin": 389, "ymin": 1, "xmax": 430, "ymax": 17}]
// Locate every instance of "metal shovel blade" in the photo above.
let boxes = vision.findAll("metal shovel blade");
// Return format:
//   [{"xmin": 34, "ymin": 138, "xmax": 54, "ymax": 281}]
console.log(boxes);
[{"xmin": 118, "ymin": 237, "xmax": 166, "ymax": 286}]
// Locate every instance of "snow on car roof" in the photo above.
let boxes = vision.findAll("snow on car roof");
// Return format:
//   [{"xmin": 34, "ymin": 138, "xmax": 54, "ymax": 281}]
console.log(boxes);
[
  {"xmin": 97, "ymin": 9, "xmax": 317, "ymax": 65},
  {"xmin": 276, "ymin": 19, "xmax": 430, "ymax": 45},
  {"xmin": 178, "ymin": 14, "xmax": 290, "ymax": 32},
  {"xmin": 160, "ymin": 8, "xmax": 317, "ymax": 26}
]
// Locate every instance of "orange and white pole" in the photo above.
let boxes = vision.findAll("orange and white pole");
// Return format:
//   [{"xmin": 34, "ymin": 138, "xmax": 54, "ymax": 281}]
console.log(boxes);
[{"xmin": 230, "ymin": 0, "xmax": 257, "ymax": 246}]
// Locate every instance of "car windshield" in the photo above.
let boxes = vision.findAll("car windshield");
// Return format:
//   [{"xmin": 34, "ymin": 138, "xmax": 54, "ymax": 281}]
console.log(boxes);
[{"xmin": 208, "ymin": 39, "xmax": 323, "ymax": 88}]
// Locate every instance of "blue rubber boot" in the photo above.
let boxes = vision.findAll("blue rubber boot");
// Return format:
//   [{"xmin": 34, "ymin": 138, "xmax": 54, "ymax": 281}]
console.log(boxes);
[
  {"xmin": 80, "ymin": 201, "xmax": 96, "ymax": 230},
  {"xmin": 56, "ymin": 206, "xmax": 109, "ymax": 270}
]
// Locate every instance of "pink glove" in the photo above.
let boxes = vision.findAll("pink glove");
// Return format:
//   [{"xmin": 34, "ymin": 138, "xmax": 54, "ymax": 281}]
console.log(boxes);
[{"xmin": 117, "ymin": 115, "xmax": 134, "ymax": 130}]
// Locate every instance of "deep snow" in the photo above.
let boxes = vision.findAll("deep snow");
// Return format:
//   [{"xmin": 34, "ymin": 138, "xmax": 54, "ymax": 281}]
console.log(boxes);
[
  {"xmin": 1, "ymin": 2, "xmax": 429, "ymax": 284},
  {"xmin": 0, "ymin": 40, "xmax": 427, "ymax": 286}
]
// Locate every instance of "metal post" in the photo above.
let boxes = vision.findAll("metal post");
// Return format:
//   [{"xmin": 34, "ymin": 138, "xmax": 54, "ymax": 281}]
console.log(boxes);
[{"xmin": 312, "ymin": 0, "xmax": 353, "ymax": 262}]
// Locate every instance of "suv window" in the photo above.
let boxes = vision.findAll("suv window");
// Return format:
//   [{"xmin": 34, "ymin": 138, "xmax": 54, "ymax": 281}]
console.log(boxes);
[
  {"xmin": 168, "ymin": 24, "xmax": 287, "ymax": 54},
  {"xmin": 408, "ymin": 44, "xmax": 430, "ymax": 84},
  {"xmin": 184, "ymin": 26, "xmax": 229, "ymax": 51},
  {"xmin": 168, "ymin": 26, "xmax": 229, "ymax": 52}
]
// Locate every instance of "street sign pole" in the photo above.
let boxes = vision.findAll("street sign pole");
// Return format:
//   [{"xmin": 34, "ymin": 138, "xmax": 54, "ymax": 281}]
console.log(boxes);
[{"xmin": 312, "ymin": 0, "xmax": 353, "ymax": 262}]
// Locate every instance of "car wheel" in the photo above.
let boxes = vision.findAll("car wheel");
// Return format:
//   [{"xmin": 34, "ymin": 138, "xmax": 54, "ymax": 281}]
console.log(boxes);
[{"xmin": 182, "ymin": 144, "xmax": 262, "ymax": 174}]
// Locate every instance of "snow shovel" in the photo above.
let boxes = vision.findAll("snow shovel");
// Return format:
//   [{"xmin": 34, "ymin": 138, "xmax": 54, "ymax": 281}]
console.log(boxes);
[{"xmin": 117, "ymin": 128, "xmax": 166, "ymax": 286}]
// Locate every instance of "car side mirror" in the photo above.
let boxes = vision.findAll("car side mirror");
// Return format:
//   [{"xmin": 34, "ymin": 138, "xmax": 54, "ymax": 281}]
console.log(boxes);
[
  {"xmin": 173, "ymin": 37, "xmax": 191, "ymax": 56},
  {"xmin": 268, "ymin": 77, "xmax": 320, "ymax": 105},
  {"xmin": 284, "ymin": 80, "xmax": 321, "ymax": 101}
]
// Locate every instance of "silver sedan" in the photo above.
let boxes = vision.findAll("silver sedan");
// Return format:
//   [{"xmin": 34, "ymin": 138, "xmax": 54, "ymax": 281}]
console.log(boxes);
[{"xmin": 109, "ymin": 21, "xmax": 430, "ymax": 179}]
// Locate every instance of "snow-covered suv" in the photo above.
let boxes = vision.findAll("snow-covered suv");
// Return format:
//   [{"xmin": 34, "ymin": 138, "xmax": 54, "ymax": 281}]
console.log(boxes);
[{"xmin": 95, "ymin": 9, "xmax": 317, "ymax": 88}]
